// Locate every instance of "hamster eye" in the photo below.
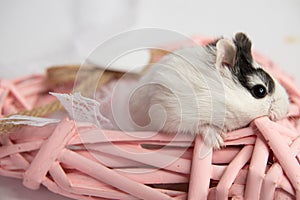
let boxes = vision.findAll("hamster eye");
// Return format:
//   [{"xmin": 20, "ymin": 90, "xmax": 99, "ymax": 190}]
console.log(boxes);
[{"xmin": 251, "ymin": 84, "xmax": 267, "ymax": 99}]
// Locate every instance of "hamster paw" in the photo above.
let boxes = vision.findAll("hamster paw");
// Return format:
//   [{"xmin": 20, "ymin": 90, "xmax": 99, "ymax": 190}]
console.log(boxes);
[{"xmin": 200, "ymin": 125, "xmax": 224, "ymax": 149}]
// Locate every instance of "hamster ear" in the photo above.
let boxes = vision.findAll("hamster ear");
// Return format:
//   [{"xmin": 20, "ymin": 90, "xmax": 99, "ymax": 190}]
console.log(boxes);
[
  {"xmin": 216, "ymin": 38, "xmax": 236, "ymax": 68},
  {"xmin": 234, "ymin": 32, "xmax": 252, "ymax": 55},
  {"xmin": 234, "ymin": 32, "xmax": 253, "ymax": 64}
]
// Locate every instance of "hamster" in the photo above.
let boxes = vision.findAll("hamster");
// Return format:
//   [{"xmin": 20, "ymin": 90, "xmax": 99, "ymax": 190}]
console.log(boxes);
[{"xmin": 129, "ymin": 32, "xmax": 289, "ymax": 148}]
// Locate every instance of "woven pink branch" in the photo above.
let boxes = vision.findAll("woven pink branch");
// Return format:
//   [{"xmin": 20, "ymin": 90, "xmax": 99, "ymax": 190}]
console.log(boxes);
[{"xmin": 1, "ymin": 37, "xmax": 300, "ymax": 200}]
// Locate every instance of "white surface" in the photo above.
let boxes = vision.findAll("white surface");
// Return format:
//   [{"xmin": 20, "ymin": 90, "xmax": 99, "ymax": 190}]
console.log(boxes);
[
  {"xmin": 0, "ymin": 0, "xmax": 300, "ymax": 200},
  {"xmin": 0, "ymin": 0, "xmax": 138, "ymax": 78},
  {"xmin": 107, "ymin": 50, "xmax": 150, "ymax": 73},
  {"xmin": 0, "ymin": 176, "xmax": 72, "ymax": 200},
  {"xmin": 1, "ymin": 0, "xmax": 300, "ymax": 78}
]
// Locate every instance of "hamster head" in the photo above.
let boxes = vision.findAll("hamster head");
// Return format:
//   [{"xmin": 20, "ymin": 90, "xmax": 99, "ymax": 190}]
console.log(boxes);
[{"xmin": 216, "ymin": 32, "xmax": 289, "ymax": 132}]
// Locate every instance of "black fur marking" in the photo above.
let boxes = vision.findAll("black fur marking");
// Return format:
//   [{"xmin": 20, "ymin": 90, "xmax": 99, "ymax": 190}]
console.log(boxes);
[{"xmin": 231, "ymin": 33, "xmax": 275, "ymax": 96}]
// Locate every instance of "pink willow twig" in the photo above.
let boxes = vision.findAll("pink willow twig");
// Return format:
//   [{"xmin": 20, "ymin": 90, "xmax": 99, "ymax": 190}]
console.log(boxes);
[{"xmin": 188, "ymin": 135, "xmax": 212, "ymax": 200}]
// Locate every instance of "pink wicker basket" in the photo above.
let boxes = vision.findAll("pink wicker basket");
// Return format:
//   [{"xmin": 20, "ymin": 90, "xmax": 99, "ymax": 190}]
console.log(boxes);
[{"xmin": 1, "ymin": 37, "xmax": 300, "ymax": 200}]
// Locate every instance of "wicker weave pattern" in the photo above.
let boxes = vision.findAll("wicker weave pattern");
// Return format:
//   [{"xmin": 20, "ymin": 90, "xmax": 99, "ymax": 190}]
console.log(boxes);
[{"xmin": 1, "ymin": 38, "xmax": 300, "ymax": 199}]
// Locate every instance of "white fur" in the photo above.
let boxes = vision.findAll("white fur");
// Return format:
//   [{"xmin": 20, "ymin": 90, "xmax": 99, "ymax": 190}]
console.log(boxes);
[{"xmin": 129, "ymin": 44, "xmax": 289, "ymax": 148}]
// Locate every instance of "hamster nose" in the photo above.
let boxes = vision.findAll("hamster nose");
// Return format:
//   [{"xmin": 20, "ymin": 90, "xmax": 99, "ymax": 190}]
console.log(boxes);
[
  {"xmin": 268, "ymin": 98, "xmax": 289, "ymax": 121},
  {"xmin": 269, "ymin": 112, "xmax": 277, "ymax": 121}
]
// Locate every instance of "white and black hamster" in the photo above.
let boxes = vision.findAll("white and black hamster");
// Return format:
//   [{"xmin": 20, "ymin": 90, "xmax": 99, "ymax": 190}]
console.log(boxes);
[{"xmin": 129, "ymin": 32, "xmax": 289, "ymax": 148}]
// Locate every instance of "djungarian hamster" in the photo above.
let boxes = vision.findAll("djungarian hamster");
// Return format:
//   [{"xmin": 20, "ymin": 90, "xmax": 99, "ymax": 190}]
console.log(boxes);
[{"xmin": 129, "ymin": 32, "xmax": 289, "ymax": 148}]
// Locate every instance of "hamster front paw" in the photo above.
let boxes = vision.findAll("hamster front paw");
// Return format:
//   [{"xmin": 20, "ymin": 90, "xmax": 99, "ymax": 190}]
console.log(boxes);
[{"xmin": 200, "ymin": 125, "xmax": 224, "ymax": 149}]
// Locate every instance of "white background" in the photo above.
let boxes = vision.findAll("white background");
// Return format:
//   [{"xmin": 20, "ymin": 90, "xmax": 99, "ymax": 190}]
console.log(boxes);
[{"xmin": 0, "ymin": 0, "xmax": 299, "ymax": 199}]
